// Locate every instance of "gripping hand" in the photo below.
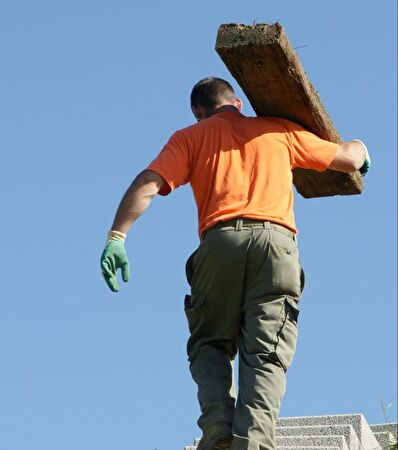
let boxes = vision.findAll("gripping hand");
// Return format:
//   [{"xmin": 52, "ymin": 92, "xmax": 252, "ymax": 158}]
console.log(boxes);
[{"xmin": 101, "ymin": 231, "xmax": 130, "ymax": 292}]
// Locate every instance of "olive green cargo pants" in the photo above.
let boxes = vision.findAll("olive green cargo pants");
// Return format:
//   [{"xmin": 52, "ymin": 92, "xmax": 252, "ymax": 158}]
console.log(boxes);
[{"xmin": 184, "ymin": 219, "xmax": 305, "ymax": 450}]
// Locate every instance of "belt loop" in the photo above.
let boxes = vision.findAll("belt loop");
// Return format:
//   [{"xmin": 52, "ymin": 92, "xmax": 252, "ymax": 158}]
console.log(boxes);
[{"xmin": 235, "ymin": 218, "xmax": 243, "ymax": 231}]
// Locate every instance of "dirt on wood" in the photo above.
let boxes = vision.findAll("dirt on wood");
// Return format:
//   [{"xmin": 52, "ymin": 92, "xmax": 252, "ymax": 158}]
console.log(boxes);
[{"xmin": 215, "ymin": 23, "xmax": 363, "ymax": 198}]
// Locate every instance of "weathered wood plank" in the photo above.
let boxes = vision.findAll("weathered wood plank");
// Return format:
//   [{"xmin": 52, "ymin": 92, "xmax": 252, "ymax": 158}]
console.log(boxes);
[{"xmin": 215, "ymin": 23, "xmax": 363, "ymax": 198}]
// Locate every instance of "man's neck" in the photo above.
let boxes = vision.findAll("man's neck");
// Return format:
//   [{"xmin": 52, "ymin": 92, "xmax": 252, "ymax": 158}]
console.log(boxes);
[{"xmin": 206, "ymin": 105, "xmax": 240, "ymax": 118}]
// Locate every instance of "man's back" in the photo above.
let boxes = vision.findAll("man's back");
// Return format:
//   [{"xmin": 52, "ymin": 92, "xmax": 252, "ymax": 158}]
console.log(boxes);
[{"xmin": 147, "ymin": 110, "xmax": 338, "ymax": 236}]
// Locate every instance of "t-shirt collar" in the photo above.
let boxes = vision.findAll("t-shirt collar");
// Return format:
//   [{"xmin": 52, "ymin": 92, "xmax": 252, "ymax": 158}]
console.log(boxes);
[{"xmin": 212, "ymin": 108, "xmax": 242, "ymax": 118}]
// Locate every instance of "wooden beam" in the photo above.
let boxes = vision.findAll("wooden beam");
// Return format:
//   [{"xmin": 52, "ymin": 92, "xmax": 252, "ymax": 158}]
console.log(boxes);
[{"xmin": 215, "ymin": 23, "xmax": 363, "ymax": 198}]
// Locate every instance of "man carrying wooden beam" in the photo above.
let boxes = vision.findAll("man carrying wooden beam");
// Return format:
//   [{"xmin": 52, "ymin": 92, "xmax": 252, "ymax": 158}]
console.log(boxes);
[{"xmin": 100, "ymin": 77, "xmax": 370, "ymax": 450}]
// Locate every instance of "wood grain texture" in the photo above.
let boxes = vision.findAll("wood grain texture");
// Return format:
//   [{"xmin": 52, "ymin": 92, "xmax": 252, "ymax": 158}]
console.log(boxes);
[{"xmin": 215, "ymin": 23, "xmax": 363, "ymax": 198}]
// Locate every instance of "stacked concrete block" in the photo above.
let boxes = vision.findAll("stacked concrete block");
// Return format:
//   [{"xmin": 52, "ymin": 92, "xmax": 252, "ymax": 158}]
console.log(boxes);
[
  {"xmin": 275, "ymin": 434, "xmax": 349, "ymax": 449},
  {"xmin": 275, "ymin": 423, "xmax": 360, "ymax": 449},
  {"xmin": 184, "ymin": 413, "xmax": 398, "ymax": 449},
  {"xmin": 276, "ymin": 414, "xmax": 380, "ymax": 449},
  {"xmin": 277, "ymin": 414, "xmax": 380, "ymax": 450},
  {"xmin": 277, "ymin": 448, "xmax": 341, "ymax": 450},
  {"xmin": 370, "ymin": 423, "xmax": 398, "ymax": 449}
]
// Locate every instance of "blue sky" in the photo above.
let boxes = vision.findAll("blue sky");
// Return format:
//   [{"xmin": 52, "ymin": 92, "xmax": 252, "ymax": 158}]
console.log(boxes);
[{"xmin": 0, "ymin": 1, "xmax": 396, "ymax": 449}]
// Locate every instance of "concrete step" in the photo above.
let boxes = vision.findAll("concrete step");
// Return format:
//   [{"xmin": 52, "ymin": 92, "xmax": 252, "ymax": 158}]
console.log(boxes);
[
  {"xmin": 184, "ymin": 436, "xmax": 351, "ymax": 450},
  {"xmin": 186, "ymin": 442, "xmax": 344, "ymax": 450},
  {"xmin": 370, "ymin": 423, "xmax": 398, "ymax": 436},
  {"xmin": 184, "ymin": 415, "xmax": 391, "ymax": 449},
  {"xmin": 370, "ymin": 423, "xmax": 397, "ymax": 449},
  {"xmin": 276, "ymin": 434, "xmax": 348, "ymax": 449},
  {"xmin": 184, "ymin": 438, "xmax": 346, "ymax": 450},
  {"xmin": 278, "ymin": 447, "xmax": 341, "ymax": 450},
  {"xmin": 277, "ymin": 414, "xmax": 380, "ymax": 449},
  {"xmin": 276, "ymin": 424, "xmax": 361, "ymax": 450},
  {"xmin": 372, "ymin": 431, "xmax": 397, "ymax": 449}
]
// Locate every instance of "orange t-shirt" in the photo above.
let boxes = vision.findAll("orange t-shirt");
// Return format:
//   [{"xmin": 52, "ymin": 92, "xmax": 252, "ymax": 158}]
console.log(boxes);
[{"xmin": 147, "ymin": 110, "xmax": 338, "ymax": 237}]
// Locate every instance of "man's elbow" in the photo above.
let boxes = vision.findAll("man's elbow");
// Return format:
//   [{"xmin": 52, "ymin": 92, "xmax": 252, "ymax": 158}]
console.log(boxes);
[{"xmin": 134, "ymin": 169, "xmax": 166, "ymax": 194}]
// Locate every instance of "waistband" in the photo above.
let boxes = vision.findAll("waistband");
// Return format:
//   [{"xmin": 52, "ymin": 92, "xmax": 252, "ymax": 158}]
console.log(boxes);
[{"xmin": 210, "ymin": 218, "xmax": 296, "ymax": 240}]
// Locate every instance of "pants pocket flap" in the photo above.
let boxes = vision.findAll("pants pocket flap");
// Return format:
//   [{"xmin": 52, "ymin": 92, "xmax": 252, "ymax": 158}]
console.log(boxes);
[
  {"xmin": 184, "ymin": 292, "xmax": 207, "ymax": 310},
  {"xmin": 286, "ymin": 296, "xmax": 299, "ymax": 311}
]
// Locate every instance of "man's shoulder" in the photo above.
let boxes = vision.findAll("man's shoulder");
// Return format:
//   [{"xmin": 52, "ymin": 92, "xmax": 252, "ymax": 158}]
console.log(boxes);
[
  {"xmin": 171, "ymin": 116, "xmax": 224, "ymax": 140},
  {"xmin": 172, "ymin": 121, "xmax": 203, "ymax": 138},
  {"xmin": 171, "ymin": 115, "xmax": 306, "ymax": 140}
]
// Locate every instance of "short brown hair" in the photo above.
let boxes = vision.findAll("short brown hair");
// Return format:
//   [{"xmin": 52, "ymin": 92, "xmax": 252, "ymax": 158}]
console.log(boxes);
[{"xmin": 190, "ymin": 77, "xmax": 235, "ymax": 109}]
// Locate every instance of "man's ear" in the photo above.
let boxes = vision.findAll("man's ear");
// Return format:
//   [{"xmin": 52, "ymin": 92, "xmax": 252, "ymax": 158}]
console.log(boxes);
[
  {"xmin": 191, "ymin": 105, "xmax": 201, "ymax": 121},
  {"xmin": 235, "ymin": 98, "xmax": 243, "ymax": 112}
]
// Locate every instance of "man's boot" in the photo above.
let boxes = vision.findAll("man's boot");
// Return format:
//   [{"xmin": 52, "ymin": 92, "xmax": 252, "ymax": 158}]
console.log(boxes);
[{"xmin": 196, "ymin": 422, "xmax": 233, "ymax": 450}]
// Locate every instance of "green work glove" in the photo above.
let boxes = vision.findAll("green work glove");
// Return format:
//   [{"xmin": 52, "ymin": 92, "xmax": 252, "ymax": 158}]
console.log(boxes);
[
  {"xmin": 101, "ymin": 231, "xmax": 130, "ymax": 292},
  {"xmin": 353, "ymin": 139, "xmax": 371, "ymax": 177}
]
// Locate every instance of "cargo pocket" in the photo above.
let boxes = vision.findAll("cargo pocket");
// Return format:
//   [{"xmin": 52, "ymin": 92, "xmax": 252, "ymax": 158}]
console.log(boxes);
[
  {"xmin": 299, "ymin": 263, "xmax": 305, "ymax": 295},
  {"xmin": 184, "ymin": 292, "xmax": 208, "ymax": 359},
  {"xmin": 274, "ymin": 296, "xmax": 300, "ymax": 372}
]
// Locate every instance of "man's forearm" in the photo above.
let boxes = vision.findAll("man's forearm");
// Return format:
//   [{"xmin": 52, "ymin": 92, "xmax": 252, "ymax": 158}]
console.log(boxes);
[
  {"xmin": 111, "ymin": 170, "xmax": 165, "ymax": 235},
  {"xmin": 329, "ymin": 140, "xmax": 367, "ymax": 173}
]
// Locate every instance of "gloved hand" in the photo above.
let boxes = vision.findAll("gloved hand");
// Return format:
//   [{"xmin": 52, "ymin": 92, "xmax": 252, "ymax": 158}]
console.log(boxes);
[
  {"xmin": 101, "ymin": 231, "xmax": 130, "ymax": 292},
  {"xmin": 353, "ymin": 139, "xmax": 371, "ymax": 177}
]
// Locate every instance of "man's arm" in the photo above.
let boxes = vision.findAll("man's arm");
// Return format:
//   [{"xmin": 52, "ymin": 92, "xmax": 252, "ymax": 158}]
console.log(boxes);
[
  {"xmin": 111, "ymin": 170, "xmax": 165, "ymax": 234},
  {"xmin": 100, "ymin": 170, "xmax": 166, "ymax": 292},
  {"xmin": 288, "ymin": 122, "xmax": 370, "ymax": 176},
  {"xmin": 329, "ymin": 140, "xmax": 369, "ymax": 174}
]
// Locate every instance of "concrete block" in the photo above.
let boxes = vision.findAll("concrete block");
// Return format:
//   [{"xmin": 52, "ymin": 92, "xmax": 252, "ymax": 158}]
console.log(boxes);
[
  {"xmin": 276, "ymin": 424, "xmax": 360, "ymax": 449},
  {"xmin": 276, "ymin": 434, "xmax": 348, "ymax": 449},
  {"xmin": 370, "ymin": 423, "xmax": 398, "ymax": 435},
  {"xmin": 278, "ymin": 447, "xmax": 341, "ymax": 450},
  {"xmin": 277, "ymin": 414, "xmax": 380, "ymax": 449},
  {"xmin": 184, "ymin": 415, "xmax": 392, "ymax": 449},
  {"xmin": 372, "ymin": 431, "xmax": 397, "ymax": 449}
]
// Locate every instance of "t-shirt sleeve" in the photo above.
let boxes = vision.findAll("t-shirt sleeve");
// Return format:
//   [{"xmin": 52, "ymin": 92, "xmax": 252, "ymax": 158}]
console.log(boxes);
[
  {"xmin": 287, "ymin": 122, "xmax": 339, "ymax": 172},
  {"xmin": 146, "ymin": 130, "xmax": 191, "ymax": 196}
]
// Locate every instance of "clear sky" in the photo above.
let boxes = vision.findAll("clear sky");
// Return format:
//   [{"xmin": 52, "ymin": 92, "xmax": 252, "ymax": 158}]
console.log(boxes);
[{"xmin": 0, "ymin": 1, "xmax": 396, "ymax": 449}]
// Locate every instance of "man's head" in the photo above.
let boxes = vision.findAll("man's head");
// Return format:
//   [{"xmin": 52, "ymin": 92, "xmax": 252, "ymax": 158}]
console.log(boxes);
[{"xmin": 190, "ymin": 77, "xmax": 242, "ymax": 121}]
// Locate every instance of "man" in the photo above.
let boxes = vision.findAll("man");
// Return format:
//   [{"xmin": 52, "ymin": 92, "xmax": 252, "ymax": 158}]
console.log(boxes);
[{"xmin": 100, "ymin": 77, "xmax": 370, "ymax": 450}]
